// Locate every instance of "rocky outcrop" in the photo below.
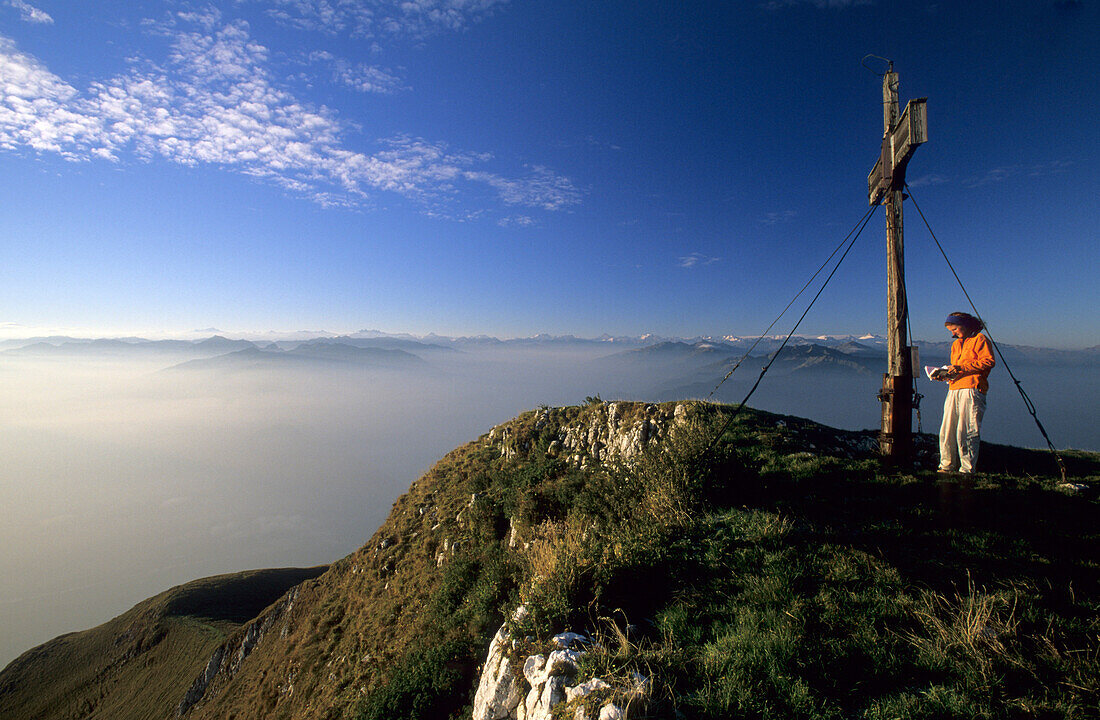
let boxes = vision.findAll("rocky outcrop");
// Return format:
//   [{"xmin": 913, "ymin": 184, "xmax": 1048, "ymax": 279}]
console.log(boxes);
[
  {"xmin": 559, "ymin": 402, "xmax": 687, "ymax": 466},
  {"xmin": 176, "ymin": 647, "xmax": 226, "ymax": 717},
  {"xmin": 490, "ymin": 402, "xmax": 691, "ymax": 468},
  {"xmin": 472, "ymin": 610, "xmax": 528, "ymax": 720},
  {"xmin": 176, "ymin": 586, "xmax": 302, "ymax": 716},
  {"xmin": 472, "ymin": 609, "xmax": 646, "ymax": 720}
]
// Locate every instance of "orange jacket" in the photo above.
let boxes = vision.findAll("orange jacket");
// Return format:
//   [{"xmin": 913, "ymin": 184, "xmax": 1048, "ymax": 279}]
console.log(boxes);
[{"xmin": 949, "ymin": 333, "xmax": 995, "ymax": 393}]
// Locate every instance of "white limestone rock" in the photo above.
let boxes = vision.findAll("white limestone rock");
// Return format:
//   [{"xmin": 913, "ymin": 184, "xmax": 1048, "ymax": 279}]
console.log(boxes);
[
  {"xmin": 565, "ymin": 677, "xmax": 610, "ymax": 704},
  {"xmin": 551, "ymin": 631, "xmax": 588, "ymax": 649},
  {"xmin": 521, "ymin": 674, "xmax": 568, "ymax": 720},
  {"xmin": 522, "ymin": 654, "xmax": 547, "ymax": 685},
  {"xmin": 472, "ymin": 606, "xmax": 607, "ymax": 720},
  {"xmin": 598, "ymin": 703, "xmax": 624, "ymax": 720},
  {"xmin": 471, "ymin": 608, "xmax": 528, "ymax": 720}
]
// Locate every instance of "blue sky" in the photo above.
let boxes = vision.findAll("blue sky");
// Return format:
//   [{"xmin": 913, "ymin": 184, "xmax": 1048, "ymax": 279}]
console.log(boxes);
[{"xmin": 1, "ymin": 0, "xmax": 1096, "ymax": 347}]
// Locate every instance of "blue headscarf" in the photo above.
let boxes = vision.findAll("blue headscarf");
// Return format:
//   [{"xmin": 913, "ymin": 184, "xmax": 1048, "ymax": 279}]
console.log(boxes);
[{"xmin": 945, "ymin": 313, "xmax": 982, "ymax": 331}]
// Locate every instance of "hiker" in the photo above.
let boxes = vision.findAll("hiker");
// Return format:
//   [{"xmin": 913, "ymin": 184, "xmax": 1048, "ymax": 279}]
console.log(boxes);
[{"xmin": 936, "ymin": 311, "xmax": 995, "ymax": 474}]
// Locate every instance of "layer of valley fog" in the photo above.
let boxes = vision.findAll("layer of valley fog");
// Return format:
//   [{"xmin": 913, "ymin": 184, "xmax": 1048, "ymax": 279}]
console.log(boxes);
[{"xmin": 1, "ymin": 339, "xmax": 1096, "ymax": 667}]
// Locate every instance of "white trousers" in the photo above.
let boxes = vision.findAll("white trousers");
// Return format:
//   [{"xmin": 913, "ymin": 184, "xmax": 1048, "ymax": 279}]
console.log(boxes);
[{"xmin": 939, "ymin": 388, "xmax": 986, "ymax": 473}]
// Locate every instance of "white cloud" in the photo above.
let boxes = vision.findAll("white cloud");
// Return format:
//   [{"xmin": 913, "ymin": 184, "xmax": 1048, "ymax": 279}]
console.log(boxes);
[
  {"xmin": 0, "ymin": 38, "xmax": 106, "ymax": 158},
  {"xmin": 678, "ymin": 252, "xmax": 720, "ymax": 268},
  {"xmin": 906, "ymin": 172, "xmax": 949, "ymax": 188},
  {"xmin": 176, "ymin": 7, "xmax": 223, "ymax": 30},
  {"xmin": 308, "ymin": 51, "xmax": 408, "ymax": 94},
  {"xmin": 498, "ymin": 214, "xmax": 535, "ymax": 227},
  {"xmin": 385, "ymin": 0, "xmax": 511, "ymax": 36},
  {"xmin": 465, "ymin": 165, "xmax": 583, "ymax": 211},
  {"xmin": 335, "ymin": 64, "xmax": 407, "ymax": 93},
  {"xmin": 759, "ymin": 209, "xmax": 797, "ymax": 225},
  {"xmin": 964, "ymin": 160, "xmax": 1072, "ymax": 188},
  {"xmin": 255, "ymin": 0, "xmax": 510, "ymax": 37},
  {"xmin": 0, "ymin": 19, "xmax": 579, "ymax": 217},
  {"xmin": 7, "ymin": 0, "xmax": 52, "ymax": 24},
  {"xmin": 263, "ymin": 0, "xmax": 349, "ymax": 33}
]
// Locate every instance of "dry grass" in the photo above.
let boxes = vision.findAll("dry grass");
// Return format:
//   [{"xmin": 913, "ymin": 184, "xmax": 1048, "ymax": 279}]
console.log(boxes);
[
  {"xmin": 522, "ymin": 518, "xmax": 592, "ymax": 592},
  {"xmin": 904, "ymin": 573, "xmax": 1027, "ymax": 692},
  {"xmin": 562, "ymin": 613, "xmax": 675, "ymax": 719}
]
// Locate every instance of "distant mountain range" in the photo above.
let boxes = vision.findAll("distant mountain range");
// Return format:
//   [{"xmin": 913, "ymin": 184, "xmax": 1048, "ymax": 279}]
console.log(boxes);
[
  {"xmin": 599, "ymin": 336, "xmax": 1099, "ymax": 370},
  {"xmin": 2, "ymin": 335, "xmax": 257, "ymax": 356},
  {"xmin": 0, "ymin": 331, "xmax": 889, "ymax": 352},
  {"xmin": 167, "ymin": 343, "xmax": 426, "ymax": 372},
  {"xmin": 3, "ymin": 332, "xmax": 1096, "ymax": 373}
]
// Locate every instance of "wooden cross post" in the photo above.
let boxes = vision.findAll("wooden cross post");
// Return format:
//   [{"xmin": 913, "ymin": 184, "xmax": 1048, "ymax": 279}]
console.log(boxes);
[{"xmin": 867, "ymin": 67, "xmax": 927, "ymax": 462}]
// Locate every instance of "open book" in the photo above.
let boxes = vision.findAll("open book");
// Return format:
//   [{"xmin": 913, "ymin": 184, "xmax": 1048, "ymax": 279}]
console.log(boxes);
[{"xmin": 924, "ymin": 365, "xmax": 952, "ymax": 381}]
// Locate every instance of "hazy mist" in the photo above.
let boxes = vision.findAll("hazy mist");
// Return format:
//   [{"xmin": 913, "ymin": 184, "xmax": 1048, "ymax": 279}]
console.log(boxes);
[
  {"xmin": 0, "ymin": 344, "xmax": 619, "ymax": 666},
  {"xmin": 1, "ymin": 340, "xmax": 1095, "ymax": 667}
]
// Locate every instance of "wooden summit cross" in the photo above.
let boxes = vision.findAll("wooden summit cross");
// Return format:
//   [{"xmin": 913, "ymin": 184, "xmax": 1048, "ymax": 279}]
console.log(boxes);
[{"xmin": 866, "ymin": 65, "xmax": 927, "ymax": 462}]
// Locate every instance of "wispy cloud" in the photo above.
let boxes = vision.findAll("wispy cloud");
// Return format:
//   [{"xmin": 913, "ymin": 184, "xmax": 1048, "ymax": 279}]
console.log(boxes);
[
  {"xmin": 465, "ymin": 165, "xmax": 583, "ymax": 211},
  {"xmin": 759, "ymin": 209, "xmax": 797, "ymax": 225},
  {"xmin": 0, "ymin": 37, "xmax": 104, "ymax": 158},
  {"xmin": 906, "ymin": 172, "xmax": 949, "ymax": 188},
  {"xmin": 0, "ymin": 17, "xmax": 579, "ymax": 217},
  {"xmin": 678, "ymin": 252, "xmax": 721, "ymax": 269},
  {"xmin": 497, "ymin": 215, "xmax": 536, "ymax": 228},
  {"xmin": 308, "ymin": 51, "xmax": 408, "ymax": 94},
  {"xmin": 555, "ymin": 135, "xmax": 622, "ymax": 152},
  {"xmin": 7, "ymin": 0, "xmax": 52, "ymax": 24},
  {"xmin": 255, "ymin": 0, "xmax": 510, "ymax": 38},
  {"xmin": 964, "ymin": 160, "xmax": 1072, "ymax": 187}
]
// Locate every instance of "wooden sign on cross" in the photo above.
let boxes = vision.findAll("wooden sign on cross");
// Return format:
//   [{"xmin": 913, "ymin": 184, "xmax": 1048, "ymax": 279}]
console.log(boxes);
[{"xmin": 868, "ymin": 95, "xmax": 928, "ymax": 206}]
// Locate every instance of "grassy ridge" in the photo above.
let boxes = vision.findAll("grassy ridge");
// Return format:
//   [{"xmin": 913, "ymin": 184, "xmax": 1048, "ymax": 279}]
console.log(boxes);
[
  {"xmin": 0, "ymin": 567, "xmax": 326, "ymax": 720},
  {"xmin": 2, "ymin": 402, "xmax": 1096, "ymax": 719},
  {"xmin": 497, "ymin": 407, "xmax": 1100, "ymax": 718},
  {"xmin": 340, "ymin": 402, "xmax": 1098, "ymax": 719}
]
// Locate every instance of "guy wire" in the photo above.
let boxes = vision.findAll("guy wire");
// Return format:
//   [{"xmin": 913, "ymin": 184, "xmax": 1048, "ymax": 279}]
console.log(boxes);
[
  {"xmin": 699, "ymin": 203, "xmax": 880, "ymax": 460},
  {"xmin": 707, "ymin": 201, "xmax": 880, "ymax": 401},
  {"xmin": 905, "ymin": 182, "xmax": 1067, "ymax": 481}
]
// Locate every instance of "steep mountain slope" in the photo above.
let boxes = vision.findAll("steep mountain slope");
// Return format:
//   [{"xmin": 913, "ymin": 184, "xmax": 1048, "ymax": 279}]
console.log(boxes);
[
  {"xmin": 0, "ymin": 567, "xmax": 326, "ymax": 720},
  {"xmin": 3, "ymin": 402, "xmax": 1098, "ymax": 720}
]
